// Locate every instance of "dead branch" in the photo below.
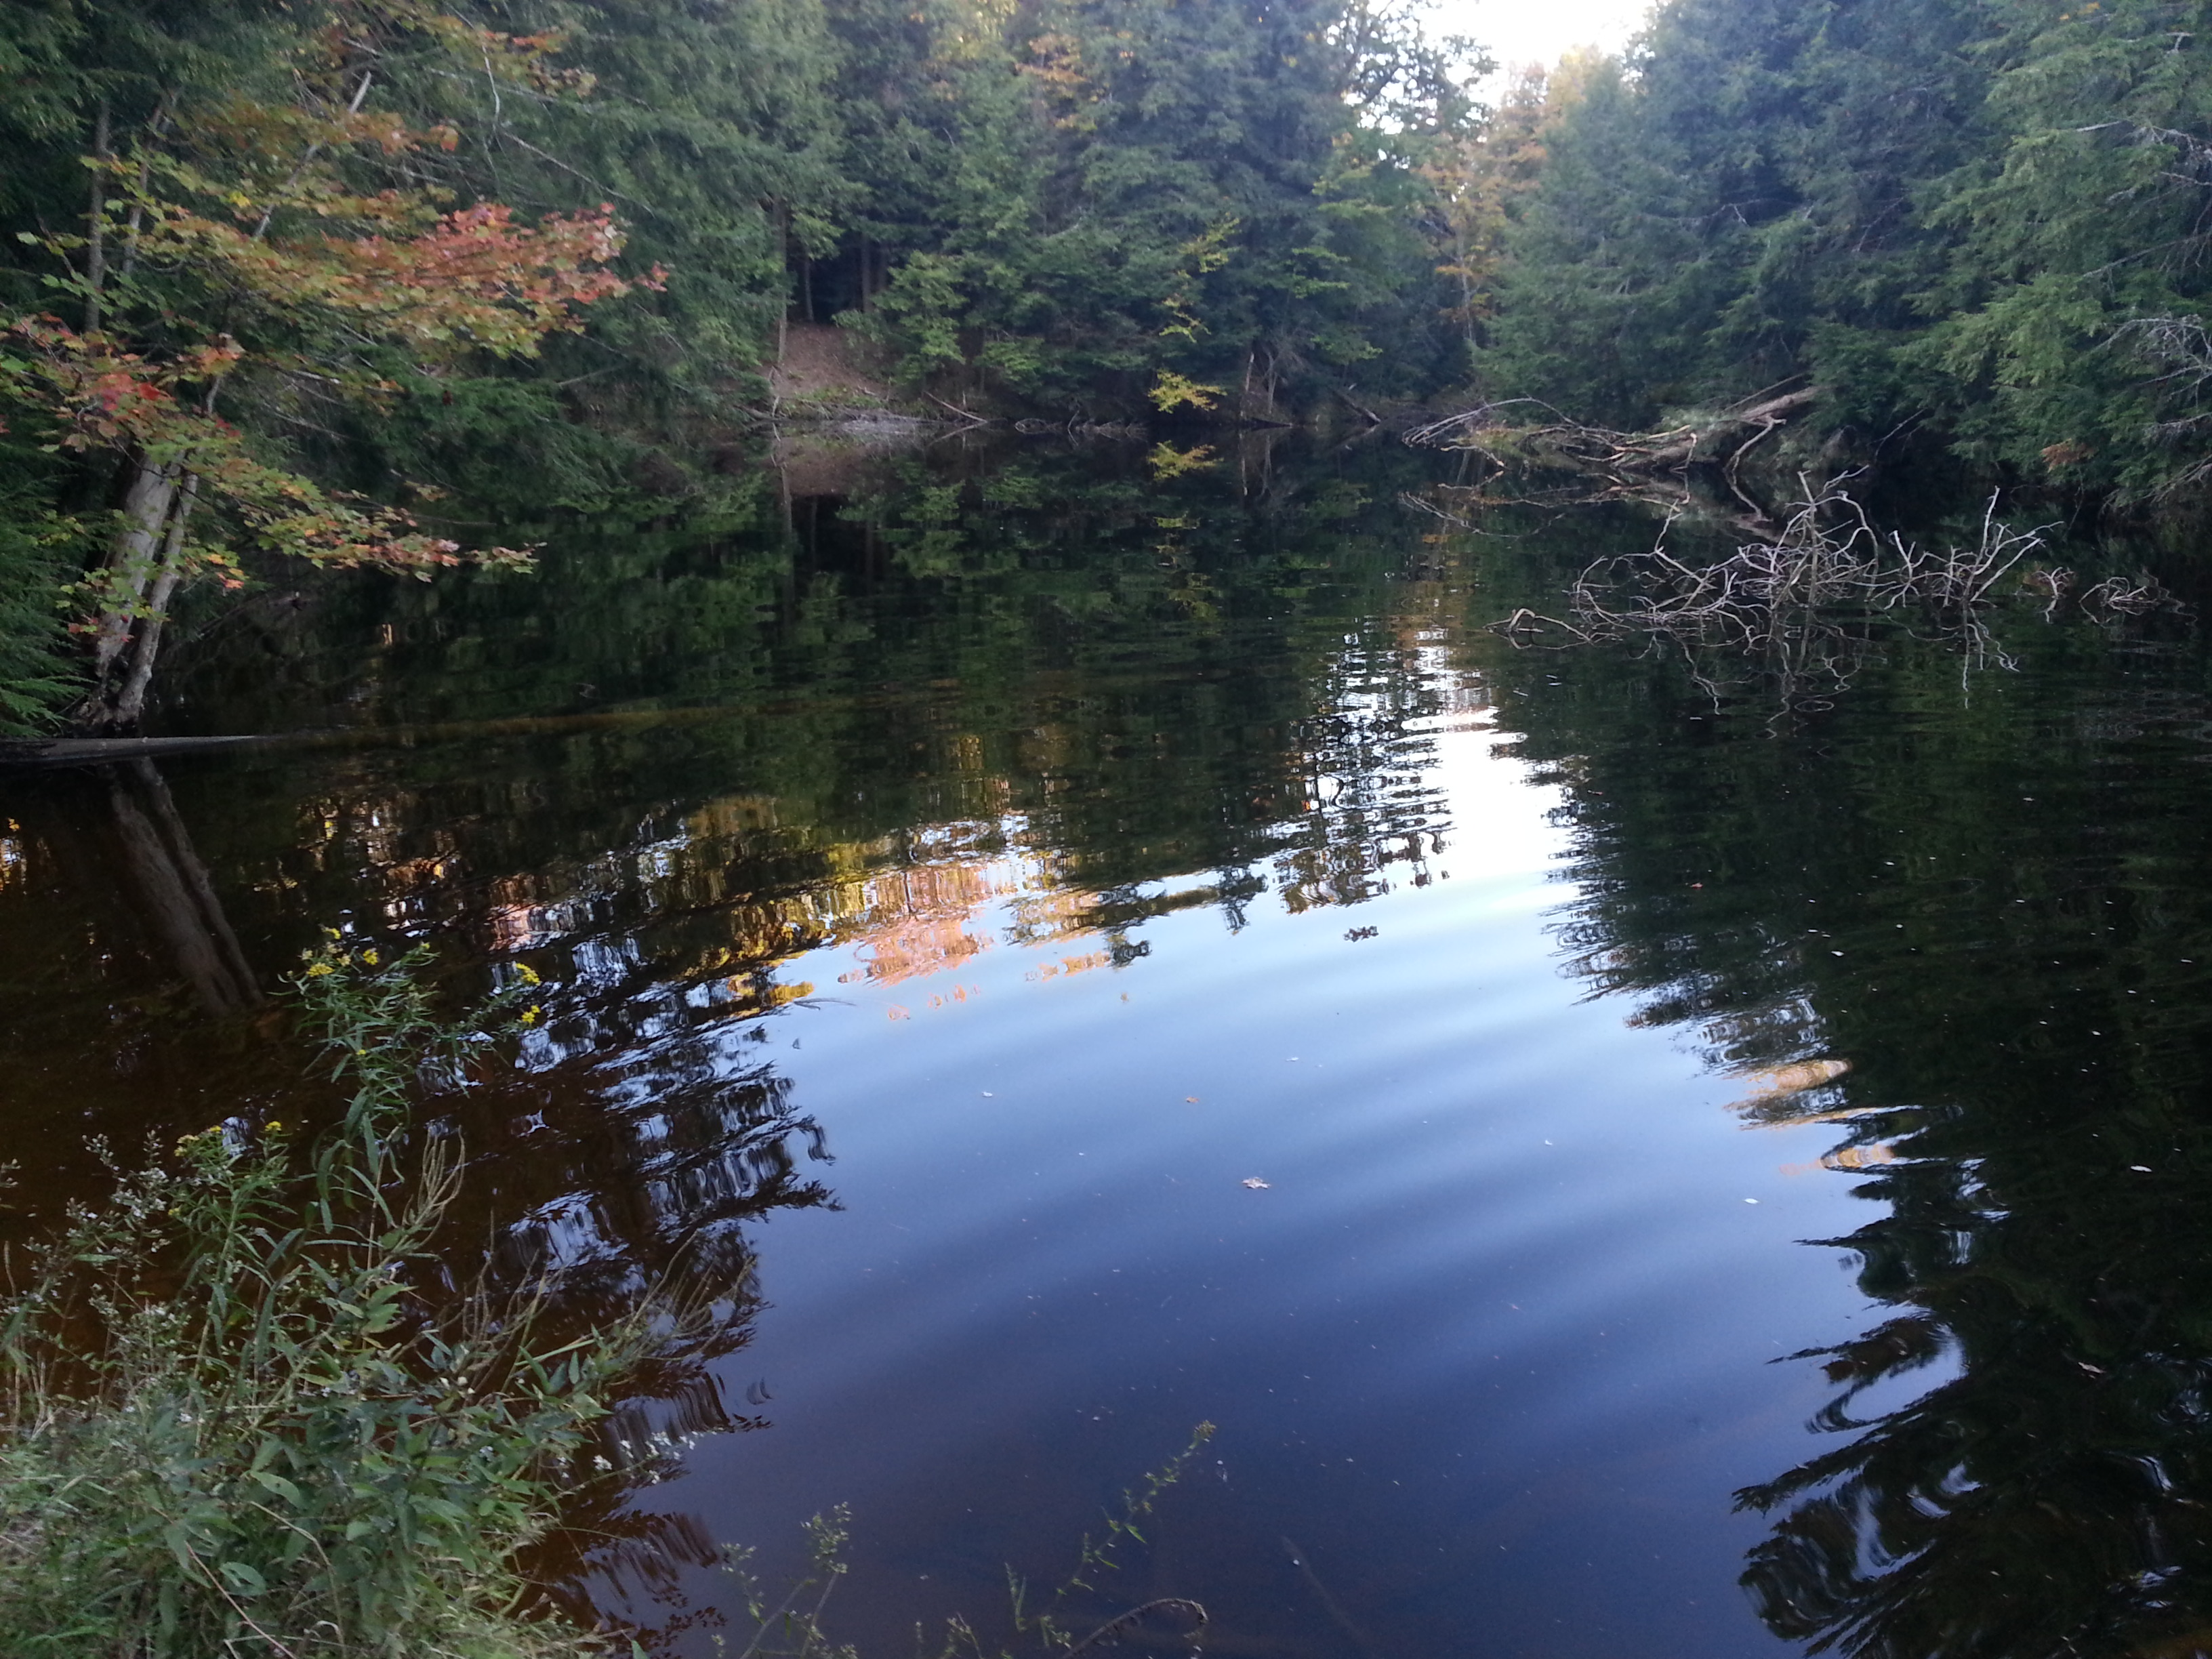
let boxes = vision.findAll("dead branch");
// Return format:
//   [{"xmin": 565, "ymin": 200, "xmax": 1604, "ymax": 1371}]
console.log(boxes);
[
  {"xmin": 1490, "ymin": 485, "xmax": 2085, "ymax": 703},
  {"xmin": 1408, "ymin": 388, "xmax": 1823, "ymax": 489},
  {"xmin": 924, "ymin": 391, "xmax": 995, "ymax": 428}
]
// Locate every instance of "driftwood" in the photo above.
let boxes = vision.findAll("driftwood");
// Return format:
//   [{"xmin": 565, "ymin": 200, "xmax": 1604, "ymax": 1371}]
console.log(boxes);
[
  {"xmin": 1405, "ymin": 386, "xmax": 1822, "ymax": 491},
  {"xmin": 1485, "ymin": 485, "xmax": 2110, "ymax": 710}
]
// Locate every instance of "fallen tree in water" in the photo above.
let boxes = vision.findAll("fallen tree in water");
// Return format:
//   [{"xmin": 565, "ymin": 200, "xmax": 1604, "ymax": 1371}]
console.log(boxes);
[
  {"xmin": 1405, "ymin": 386, "xmax": 1824, "ymax": 501},
  {"xmin": 1489, "ymin": 487, "xmax": 2179, "ymax": 709}
]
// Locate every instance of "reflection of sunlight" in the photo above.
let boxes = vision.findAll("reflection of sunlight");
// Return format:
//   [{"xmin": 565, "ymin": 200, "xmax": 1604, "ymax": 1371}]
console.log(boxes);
[
  {"xmin": 1410, "ymin": 706, "xmax": 1563, "ymax": 881},
  {"xmin": 822, "ymin": 661, "xmax": 1523, "ymax": 992}
]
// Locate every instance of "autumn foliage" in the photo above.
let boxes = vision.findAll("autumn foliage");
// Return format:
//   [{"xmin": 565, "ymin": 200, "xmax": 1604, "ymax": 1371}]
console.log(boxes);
[{"xmin": 0, "ymin": 1, "xmax": 656, "ymax": 727}]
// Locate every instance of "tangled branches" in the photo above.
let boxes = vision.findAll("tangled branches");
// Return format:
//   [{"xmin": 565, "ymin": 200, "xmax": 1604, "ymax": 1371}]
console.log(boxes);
[
  {"xmin": 1494, "ymin": 487, "xmax": 2177, "ymax": 710},
  {"xmin": 1404, "ymin": 388, "xmax": 1821, "ymax": 504}
]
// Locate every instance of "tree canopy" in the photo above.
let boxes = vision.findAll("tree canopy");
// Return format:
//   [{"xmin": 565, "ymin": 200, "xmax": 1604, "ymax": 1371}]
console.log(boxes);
[
  {"xmin": 17, "ymin": 0, "xmax": 2212, "ymax": 733},
  {"xmin": 1480, "ymin": 0, "xmax": 2212, "ymax": 502}
]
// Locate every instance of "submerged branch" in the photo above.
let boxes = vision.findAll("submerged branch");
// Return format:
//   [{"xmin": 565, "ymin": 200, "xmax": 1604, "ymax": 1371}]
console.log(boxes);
[{"xmin": 1488, "ymin": 486, "xmax": 2177, "ymax": 712}]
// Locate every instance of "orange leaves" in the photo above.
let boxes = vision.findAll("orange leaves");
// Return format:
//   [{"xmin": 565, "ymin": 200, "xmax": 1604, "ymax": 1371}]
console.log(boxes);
[
  {"xmin": 121, "ymin": 195, "xmax": 650, "ymax": 361},
  {"xmin": 0, "ymin": 0, "xmax": 617, "ymax": 611},
  {"xmin": 1, "ymin": 320, "xmax": 242, "ymax": 453},
  {"xmin": 1, "ymin": 318, "xmax": 532, "ymax": 579},
  {"xmin": 313, "ymin": 201, "xmax": 657, "ymax": 356}
]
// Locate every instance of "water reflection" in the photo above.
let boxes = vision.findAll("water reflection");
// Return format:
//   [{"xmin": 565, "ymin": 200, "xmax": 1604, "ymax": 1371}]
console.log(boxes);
[
  {"xmin": 10, "ymin": 436, "xmax": 2212, "ymax": 1654},
  {"xmin": 1483, "ymin": 587, "xmax": 2212, "ymax": 1656}
]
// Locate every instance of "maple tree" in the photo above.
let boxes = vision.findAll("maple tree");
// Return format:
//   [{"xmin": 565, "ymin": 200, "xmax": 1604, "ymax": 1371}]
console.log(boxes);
[{"xmin": 0, "ymin": 1, "xmax": 654, "ymax": 731}]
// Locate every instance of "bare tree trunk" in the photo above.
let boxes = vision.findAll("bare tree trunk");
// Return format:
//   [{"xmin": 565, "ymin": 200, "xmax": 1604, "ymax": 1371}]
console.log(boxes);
[
  {"xmin": 86, "ymin": 455, "xmax": 178, "ymax": 691},
  {"xmin": 773, "ymin": 200, "xmax": 790, "ymax": 365},
  {"xmin": 108, "ymin": 472, "xmax": 198, "ymax": 731},
  {"xmin": 80, "ymin": 457, "xmax": 197, "ymax": 732},
  {"xmin": 117, "ymin": 94, "xmax": 174, "ymax": 284}
]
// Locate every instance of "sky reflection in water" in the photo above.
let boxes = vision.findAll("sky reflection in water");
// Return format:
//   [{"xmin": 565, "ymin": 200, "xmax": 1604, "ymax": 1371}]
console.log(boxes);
[{"xmin": 647, "ymin": 699, "xmax": 1869, "ymax": 1659}]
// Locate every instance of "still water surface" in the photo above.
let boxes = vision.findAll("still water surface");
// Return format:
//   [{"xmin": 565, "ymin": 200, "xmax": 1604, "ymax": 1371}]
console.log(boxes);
[{"xmin": 7, "ymin": 438, "xmax": 2212, "ymax": 1658}]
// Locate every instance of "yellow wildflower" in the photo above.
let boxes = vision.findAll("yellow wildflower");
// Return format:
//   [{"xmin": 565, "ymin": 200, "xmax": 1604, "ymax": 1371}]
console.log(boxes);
[{"xmin": 520, "ymin": 1006, "xmax": 541, "ymax": 1026}]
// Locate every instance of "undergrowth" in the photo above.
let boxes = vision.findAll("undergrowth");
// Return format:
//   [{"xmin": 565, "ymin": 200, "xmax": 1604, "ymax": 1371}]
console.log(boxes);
[
  {"xmin": 0, "ymin": 941, "xmax": 647, "ymax": 1658},
  {"xmin": 0, "ymin": 450, "xmax": 90, "ymax": 734}
]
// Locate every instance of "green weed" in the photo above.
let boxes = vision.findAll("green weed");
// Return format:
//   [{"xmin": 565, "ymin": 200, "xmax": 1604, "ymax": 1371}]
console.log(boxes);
[{"xmin": 0, "ymin": 941, "xmax": 641, "ymax": 1658}]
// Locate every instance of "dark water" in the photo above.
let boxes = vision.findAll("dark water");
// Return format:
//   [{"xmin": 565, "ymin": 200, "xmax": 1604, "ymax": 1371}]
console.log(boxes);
[{"xmin": 9, "ymin": 435, "xmax": 2212, "ymax": 1658}]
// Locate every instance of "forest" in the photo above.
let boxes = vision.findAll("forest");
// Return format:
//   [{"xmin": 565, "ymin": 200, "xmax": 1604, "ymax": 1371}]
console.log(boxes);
[
  {"xmin": 5, "ymin": 0, "xmax": 2212, "ymax": 730},
  {"xmin": 17, "ymin": 5, "xmax": 2212, "ymax": 1654},
  {"xmin": 0, "ymin": 0, "xmax": 1477, "ymax": 734}
]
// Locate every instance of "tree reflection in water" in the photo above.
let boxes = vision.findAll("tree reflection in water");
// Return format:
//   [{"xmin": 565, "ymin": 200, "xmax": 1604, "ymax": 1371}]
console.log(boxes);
[
  {"xmin": 1472, "ymin": 559, "xmax": 2212, "ymax": 1658},
  {"xmin": 0, "ymin": 434, "xmax": 1479, "ymax": 1640}
]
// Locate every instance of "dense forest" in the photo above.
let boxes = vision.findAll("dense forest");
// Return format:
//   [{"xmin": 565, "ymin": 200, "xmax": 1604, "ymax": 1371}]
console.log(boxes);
[
  {"xmin": 1481, "ymin": 0, "xmax": 2212, "ymax": 507},
  {"xmin": 0, "ymin": 0, "xmax": 1479, "ymax": 733},
  {"xmin": 8, "ymin": 0, "xmax": 2212, "ymax": 735}
]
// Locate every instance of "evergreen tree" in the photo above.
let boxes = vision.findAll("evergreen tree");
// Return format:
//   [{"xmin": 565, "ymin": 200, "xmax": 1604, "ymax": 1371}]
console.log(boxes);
[
  {"xmin": 1487, "ymin": 0, "xmax": 1991, "ymax": 431},
  {"xmin": 850, "ymin": 0, "xmax": 1481, "ymax": 416},
  {"xmin": 1921, "ymin": 0, "xmax": 2212, "ymax": 498}
]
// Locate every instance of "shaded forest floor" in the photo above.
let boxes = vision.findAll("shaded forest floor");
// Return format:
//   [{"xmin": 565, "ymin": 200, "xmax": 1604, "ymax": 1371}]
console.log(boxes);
[{"xmin": 767, "ymin": 321, "xmax": 903, "ymax": 416}]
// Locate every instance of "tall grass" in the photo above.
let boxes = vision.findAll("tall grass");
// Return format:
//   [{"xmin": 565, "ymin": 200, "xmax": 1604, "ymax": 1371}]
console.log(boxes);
[
  {"xmin": 0, "ymin": 942, "xmax": 646, "ymax": 1658},
  {"xmin": 0, "ymin": 459, "xmax": 88, "ymax": 733}
]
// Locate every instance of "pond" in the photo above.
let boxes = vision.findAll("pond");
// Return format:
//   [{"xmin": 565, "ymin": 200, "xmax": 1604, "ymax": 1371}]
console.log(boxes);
[{"xmin": 7, "ymin": 433, "xmax": 2212, "ymax": 1658}]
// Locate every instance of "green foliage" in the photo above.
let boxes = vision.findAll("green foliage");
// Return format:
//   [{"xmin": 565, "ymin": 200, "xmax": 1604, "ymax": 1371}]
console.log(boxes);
[
  {"xmin": 0, "ymin": 943, "xmax": 644, "ymax": 1658},
  {"xmin": 843, "ymin": 0, "xmax": 1482, "ymax": 415},
  {"xmin": 1915, "ymin": 0, "xmax": 2212, "ymax": 497},
  {"xmin": 1477, "ymin": 0, "xmax": 2212, "ymax": 504},
  {"xmin": 1486, "ymin": 0, "xmax": 1992, "ymax": 429},
  {"xmin": 0, "ymin": 446, "xmax": 89, "ymax": 733}
]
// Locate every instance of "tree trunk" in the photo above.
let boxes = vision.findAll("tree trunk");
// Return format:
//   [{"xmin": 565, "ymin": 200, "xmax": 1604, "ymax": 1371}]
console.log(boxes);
[
  {"xmin": 1407, "ymin": 386, "xmax": 1822, "ymax": 478},
  {"xmin": 108, "ymin": 473, "xmax": 197, "ymax": 731},
  {"xmin": 773, "ymin": 200, "xmax": 790, "ymax": 365},
  {"xmin": 85, "ymin": 98, "xmax": 110, "ymax": 333},
  {"xmin": 86, "ymin": 455, "xmax": 178, "ymax": 690},
  {"xmin": 80, "ymin": 457, "xmax": 194, "ymax": 733}
]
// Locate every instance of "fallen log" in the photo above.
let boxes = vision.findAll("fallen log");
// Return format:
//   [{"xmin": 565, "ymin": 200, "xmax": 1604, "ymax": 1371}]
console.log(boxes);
[{"xmin": 1406, "ymin": 385, "xmax": 1822, "ymax": 481}]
